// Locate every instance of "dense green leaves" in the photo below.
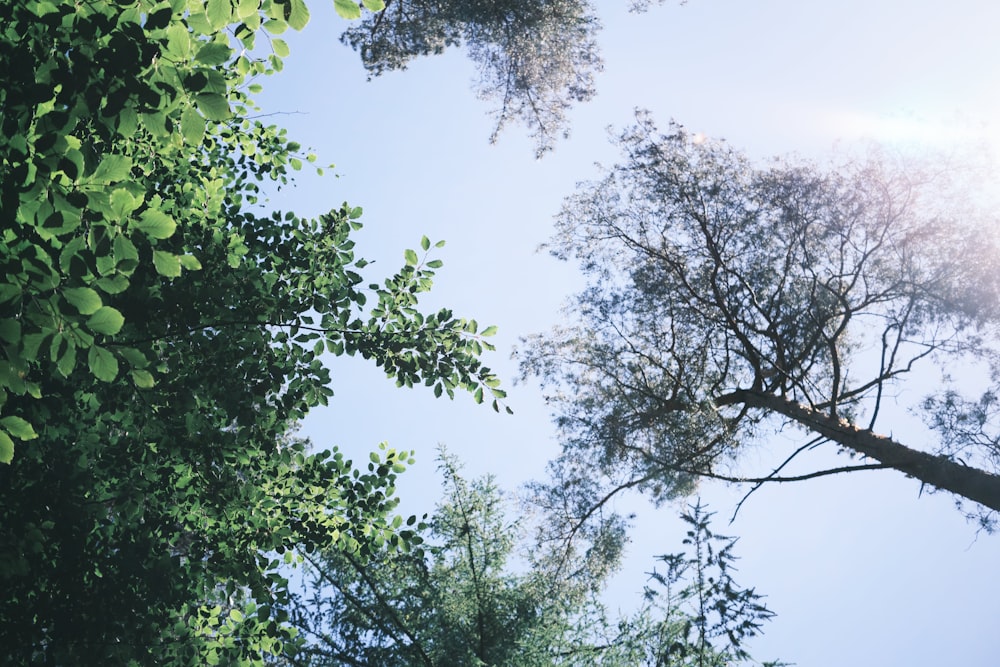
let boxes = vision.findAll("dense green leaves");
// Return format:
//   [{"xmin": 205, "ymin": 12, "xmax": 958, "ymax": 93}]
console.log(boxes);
[
  {"xmin": 284, "ymin": 453, "xmax": 779, "ymax": 666},
  {"xmin": 0, "ymin": 0, "xmax": 506, "ymax": 663}
]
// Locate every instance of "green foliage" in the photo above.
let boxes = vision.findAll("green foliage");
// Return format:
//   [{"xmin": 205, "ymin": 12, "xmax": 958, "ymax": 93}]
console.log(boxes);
[
  {"xmin": 639, "ymin": 502, "xmax": 778, "ymax": 667},
  {"xmin": 0, "ymin": 0, "xmax": 505, "ymax": 663},
  {"xmin": 339, "ymin": 0, "xmax": 604, "ymax": 155},
  {"xmin": 282, "ymin": 453, "xmax": 779, "ymax": 666}
]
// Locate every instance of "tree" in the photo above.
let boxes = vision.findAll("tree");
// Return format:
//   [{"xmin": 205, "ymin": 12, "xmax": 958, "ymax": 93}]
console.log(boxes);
[
  {"xmin": 0, "ymin": 1, "xmax": 504, "ymax": 663},
  {"xmin": 520, "ymin": 111, "xmax": 1000, "ymax": 529},
  {"xmin": 638, "ymin": 502, "xmax": 779, "ymax": 667},
  {"xmin": 338, "ymin": 0, "xmax": 601, "ymax": 156},
  {"xmin": 280, "ymin": 452, "xmax": 779, "ymax": 666}
]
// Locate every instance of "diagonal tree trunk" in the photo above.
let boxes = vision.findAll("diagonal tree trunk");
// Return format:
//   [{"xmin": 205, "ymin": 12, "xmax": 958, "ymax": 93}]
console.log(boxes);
[{"xmin": 721, "ymin": 389, "xmax": 1000, "ymax": 512}]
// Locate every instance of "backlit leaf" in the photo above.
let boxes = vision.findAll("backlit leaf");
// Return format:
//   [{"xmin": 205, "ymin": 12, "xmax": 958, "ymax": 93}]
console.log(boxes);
[
  {"xmin": 0, "ymin": 416, "xmax": 38, "ymax": 440},
  {"xmin": 87, "ymin": 307, "xmax": 125, "ymax": 335},
  {"xmin": 131, "ymin": 369, "xmax": 155, "ymax": 389},
  {"xmin": 287, "ymin": 0, "xmax": 310, "ymax": 30},
  {"xmin": 135, "ymin": 209, "xmax": 176, "ymax": 239},
  {"xmin": 334, "ymin": 0, "xmax": 361, "ymax": 19},
  {"xmin": 0, "ymin": 431, "xmax": 13, "ymax": 464},
  {"xmin": 181, "ymin": 107, "xmax": 205, "ymax": 145},
  {"xmin": 63, "ymin": 287, "xmax": 103, "ymax": 315},
  {"xmin": 196, "ymin": 93, "xmax": 231, "ymax": 121},
  {"xmin": 153, "ymin": 250, "xmax": 182, "ymax": 277},
  {"xmin": 87, "ymin": 345, "xmax": 118, "ymax": 382},
  {"xmin": 91, "ymin": 155, "xmax": 132, "ymax": 184},
  {"xmin": 196, "ymin": 42, "xmax": 232, "ymax": 65},
  {"xmin": 205, "ymin": 0, "xmax": 231, "ymax": 30}
]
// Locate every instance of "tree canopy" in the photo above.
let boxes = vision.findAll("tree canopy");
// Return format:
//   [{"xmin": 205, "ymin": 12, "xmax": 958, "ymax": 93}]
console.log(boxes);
[
  {"xmin": 281, "ymin": 451, "xmax": 779, "ymax": 666},
  {"xmin": 0, "ymin": 0, "xmax": 504, "ymax": 662},
  {"xmin": 521, "ymin": 111, "xmax": 1000, "ymax": 530}
]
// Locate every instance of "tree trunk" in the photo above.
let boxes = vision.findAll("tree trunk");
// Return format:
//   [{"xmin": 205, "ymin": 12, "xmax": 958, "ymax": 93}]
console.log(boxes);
[{"xmin": 724, "ymin": 390, "xmax": 1000, "ymax": 513}]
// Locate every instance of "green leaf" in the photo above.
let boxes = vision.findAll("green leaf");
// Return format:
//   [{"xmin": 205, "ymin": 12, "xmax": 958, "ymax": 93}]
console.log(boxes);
[
  {"xmin": 87, "ymin": 307, "xmax": 125, "ymax": 335},
  {"xmin": 481, "ymin": 325, "xmax": 499, "ymax": 337},
  {"xmin": 0, "ymin": 318, "xmax": 21, "ymax": 344},
  {"xmin": 131, "ymin": 369, "xmax": 155, "ymax": 389},
  {"xmin": 425, "ymin": 259, "xmax": 443, "ymax": 269},
  {"xmin": 362, "ymin": 0, "xmax": 386, "ymax": 11},
  {"xmin": 135, "ymin": 209, "xmax": 176, "ymax": 239},
  {"xmin": 0, "ymin": 416, "xmax": 38, "ymax": 441},
  {"xmin": 195, "ymin": 42, "xmax": 232, "ymax": 65},
  {"xmin": 473, "ymin": 386, "xmax": 484, "ymax": 404},
  {"xmin": 271, "ymin": 38, "xmax": 290, "ymax": 58},
  {"xmin": 0, "ymin": 430, "xmax": 13, "ymax": 464},
  {"xmin": 236, "ymin": 0, "xmax": 258, "ymax": 19},
  {"xmin": 88, "ymin": 346, "xmax": 119, "ymax": 382},
  {"xmin": 205, "ymin": 0, "xmax": 231, "ymax": 30},
  {"xmin": 56, "ymin": 343, "xmax": 76, "ymax": 378},
  {"xmin": 287, "ymin": 0, "xmax": 310, "ymax": 29},
  {"xmin": 404, "ymin": 249, "xmax": 418, "ymax": 266},
  {"xmin": 91, "ymin": 155, "xmax": 132, "ymax": 184},
  {"xmin": 114, "ymin": 234, "xmax": 140, "ymax": 272},
  {"xmin": 420, "ymin": 235, "xmax": 431, "ymax": 251},
  {"xmin": 63, "ymin": 287, "xmax": 103, "ymax": 315},
  {"xmin": 153, "ymin": 250, "xmax": 182, "ymax": 277},
  {"xmin": 195, "ymin": 93, "xmax": 231, "ymax": 121},
  {"xmin": 96, "ymin": 275, "xmax": 130, "ymax": 295},
  {"xmin": 179, "ymin": 254, "xmax": 202, "ymax": 271},
  {"xmin": 180, "ymin": 107, "xmax": 206, "ymax": 145},
  {"xmin": 110, "ymin": 188, "xmax": 140, "ymax": 219},
  {"xmin": 334, "ymin": 0, "xmax": 361, "ymax": 19}
]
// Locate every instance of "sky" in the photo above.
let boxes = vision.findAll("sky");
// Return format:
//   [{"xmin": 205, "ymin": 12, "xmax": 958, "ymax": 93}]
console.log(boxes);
[{"xmin": 255, "ymin": 1, "xmax": 1000, "ymax": 664}]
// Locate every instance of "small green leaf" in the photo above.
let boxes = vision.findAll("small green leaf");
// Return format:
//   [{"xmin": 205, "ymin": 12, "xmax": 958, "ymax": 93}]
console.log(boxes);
[
  {"xmin": 195, "ymin": 42, "xmax": 232, "ymax": 65},
  {"xmin": 135, "ymin": 209, "xmax": 176, "ymax": 239},
  {"xmin": 334, "ymin": 0, "xmax": 361, "ymax": 19},
  {"xmin": 0, "ymin": 318, "xmax": 21, "ymax": 344},
  {"xmin": 91, "ymin": 155, "xmax": 132, "ymax": 184},
  {"xmin": 473, "ymin": 386, "xmax": 484, "ymax": 404},
  {"xmin": 96, "ymin": 275, "xmax": 130, "ymax": 295},
  {"xmin": 131, "ymin": 369, "xmax": 155, "ymax": 389},
  {"xmin": 63, "ymin": 287, "xmax": 103, "ymax": 315},
  {"xmin": 481, "ymin": 325, "xmax": 499, "ymax": 337},
  {"xmin": 195, "ymin": 93, "xmax": 231, "ymax": 121},
  {"xmin": 153, "ymin": 250, "xmax": 182, "ymax": 277},
  {"xmin": 88, "ymin": 346, "xmax": 119, "ymax": 382},
  {"xmin": 87, "ymin": 306, "xmax": 125, "ymax": 335},
  {"xmin": 362, "ymin": 0, "xmax": 386, "ymax": 11},
  {"xmin": 229, "ymin": 608, "xmax": 244, "ymax": 623},
  {"xmin": 180, "ymin": 107, "xmax": 205, "ymax": 145},
  {"xmin": 287, "ymin": 0, "xmax": 310, "ymax": 28},
  {"xmin": 205, "ymin": 0, "xmax": 231, "ymax": 29},
  {"xmin": 420, "ymin": 235, "xmax": 430, "ymax": 251},
  {"xmin": 110, "ymin": 188, "xmax": 140, "ymax": 218},
  {"xmin": 0, "ymin": 431, "xmax": 13, "ymax": 464},
  {"xmin": 271, "ymin": 37, "xmax": 290, "ymax": 58},
  {"xmin": 0, "ymin": 416, "xmax": 38, "ymax": 441},
  {"xmin": 56, "ymin": 344, "xmax": 76, "ymax": 378},
  {"xmin": 425, "ymin": 259, "xmax": 443, "ymax": 269},
  {"xmin": 404, "ymin": 249, "xmax": 418, "ymax": 266},
  {"xmin": 179, "ymin": 254, "xmax": 202, "ymax": 271}
]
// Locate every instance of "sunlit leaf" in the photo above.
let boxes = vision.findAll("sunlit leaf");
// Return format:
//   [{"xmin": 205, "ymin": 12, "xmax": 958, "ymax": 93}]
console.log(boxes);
[
  {"xmin": 63, "ymin": 287, "xmax": 103, "ymax": 315},
  {"xmin": 87, "ymin": 306, "xmax": 125, "ymax": 335},
  {"xmin": 334, "ymin": 0, "xmax": 361, "ymax": 19},
  {"xmin": 87, "ymin": 345, "xmax": 119, "ymax": 382}
]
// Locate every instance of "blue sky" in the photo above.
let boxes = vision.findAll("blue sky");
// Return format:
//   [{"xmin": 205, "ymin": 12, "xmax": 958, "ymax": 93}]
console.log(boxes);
[{"xmin": 256, "ymin": 1, "xmax": 1000, "ymax": 664}]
